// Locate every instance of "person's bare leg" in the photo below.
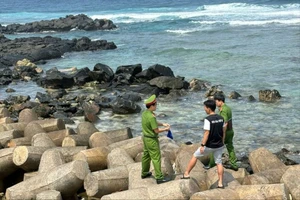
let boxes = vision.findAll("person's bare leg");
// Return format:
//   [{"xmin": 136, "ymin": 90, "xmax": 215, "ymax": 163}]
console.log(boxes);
[
  {"xmin": 183, "ymin": 156, "xmax": 197, "ymax": 177},
  {"xmin": 216, "ymin": 163, "xmax": 224, "ymax": 187}
]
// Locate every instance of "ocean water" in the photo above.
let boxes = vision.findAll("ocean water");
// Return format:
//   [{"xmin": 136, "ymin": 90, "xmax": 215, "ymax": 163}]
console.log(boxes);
[{"xmin": 0, "ymin": 0, "xmax": 299, "ymax": 155}]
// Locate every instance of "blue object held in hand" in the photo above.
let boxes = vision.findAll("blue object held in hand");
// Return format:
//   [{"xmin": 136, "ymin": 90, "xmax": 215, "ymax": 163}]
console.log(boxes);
[{"xmin": 167, "ymin": 130, "xmax": 173, "ymax": 139}]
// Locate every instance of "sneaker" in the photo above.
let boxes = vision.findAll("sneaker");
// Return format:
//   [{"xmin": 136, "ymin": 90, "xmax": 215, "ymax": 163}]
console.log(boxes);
[{"xmin": 141, "ymin": 172, "xmax": 152, "ymax": 179}]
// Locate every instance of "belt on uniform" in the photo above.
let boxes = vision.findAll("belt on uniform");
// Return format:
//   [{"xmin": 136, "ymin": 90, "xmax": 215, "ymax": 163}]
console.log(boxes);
[{"xmin": 143, "ymin": 135, "xmax": 158, "ymax": 139}]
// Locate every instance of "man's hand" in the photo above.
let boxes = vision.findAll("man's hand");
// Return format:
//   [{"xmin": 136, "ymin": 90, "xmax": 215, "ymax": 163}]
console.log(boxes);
[{"xmin": 200, "ymin": 146, "xmax": 205, "ymax": 153}]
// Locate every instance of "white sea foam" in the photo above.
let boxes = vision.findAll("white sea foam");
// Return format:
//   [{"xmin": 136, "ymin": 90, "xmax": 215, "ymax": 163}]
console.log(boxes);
[
  {"xmin": 191, "ymin": 18, "xmax": 300, "ymax": 26},
  {"xmin": 90, "ymin": 3, "xmax": 300, "ymax": 24}
]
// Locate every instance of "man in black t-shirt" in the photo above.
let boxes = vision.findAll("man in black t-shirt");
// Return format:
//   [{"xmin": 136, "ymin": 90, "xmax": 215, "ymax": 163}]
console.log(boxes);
[{"xmin": 182, "ymin": 99, "xmax": 225, "ymax": 188}]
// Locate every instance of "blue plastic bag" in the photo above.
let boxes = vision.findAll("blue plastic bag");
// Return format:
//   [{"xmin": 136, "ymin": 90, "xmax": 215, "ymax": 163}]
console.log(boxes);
[{"xmin": 167, "ymin": 130, "xmax": 173, "ymax": 139}]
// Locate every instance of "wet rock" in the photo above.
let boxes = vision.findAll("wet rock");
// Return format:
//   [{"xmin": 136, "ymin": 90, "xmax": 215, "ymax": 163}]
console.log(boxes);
[
  {"xmin": 48, "ymin": 89, "xmax": 67, "ymax": 99},
  {"xmin": 5, "ymin": 88, "xmax": 16, "ymax": 93},
  {"xmin": 111, "ymin": 97, "xmax": 141, "ymax": 114},
  {"xmin": 72, "ymin": 67, "xmax": 92, "ymax": 86},
  {"xmin": 149, "ymin": 76, "xmax": 189, "ymax": 90},
  {"xmin": 148, "ymin": 64, "xmax": 175, "ymax": 77},
  {"xmin": 91, "ymin": 63, "xmax": 114, "ymax": 83},
  {"xmin": 5, "ymin": 95, "xmax": 30, "ymax": 104},
  {"xmin": 116, "ymin": 64, "xmax": 142, "ymax": 76},
  {"xmin": 0, "ymin": 14, "xmax": 116, "ymax": 34},
  {"xmin": 35, "ymin": 92, "xmax": 52, "ymax": 103},
  {"xmin": 33, "ymin": 104, "xmax": 53, "ymax": 118},
  {"xmin": 135, "ymin": 64, "xmax": 174, "ymax": 81},
  {"xmin": 205, "ymin": 86, "xmax": 224, "ymax": 98},
  {"xmin": 0, "ymin": 77, "xmax": 12, "ymax": 85},
  {"xmin": 118, "ymin": 92, "xmax": 141, "ymax": 102},
  {"xmin": 248, "ymin": 95, "xmax": 256, "ymax": 102},
  {"xmin": 189, "ymin": 78, "xmax": 209, "ymax": 91},
  {"xmin": 37, "ymin": 69, "xmax": 75, "ymax": 89},
  {"xmin": 229, "ymin": 91, "xmax": 242, "ymax": 99},
  {"xmin": 52, "ymin": 111, "xmax": 75, "ymax": 124},
  {"xmin": 82, "ymin": 101, "xmax": 100, "ymax": 123},
  {"xmin": 259, "ymin": 89, "xmax": 281, "ymax": 102}
]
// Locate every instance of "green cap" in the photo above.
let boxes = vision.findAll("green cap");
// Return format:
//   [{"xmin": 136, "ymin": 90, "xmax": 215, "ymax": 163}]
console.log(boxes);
[{"xmin": 144, "ymin": 94, "xmax": 156, "ymax": 105}]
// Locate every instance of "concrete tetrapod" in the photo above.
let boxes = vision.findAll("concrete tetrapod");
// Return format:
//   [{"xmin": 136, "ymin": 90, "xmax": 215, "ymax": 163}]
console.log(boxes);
[
  {"xmin": 0, "ymin": 122, "xmax": 27, "ymax": 133},
  {"xmin": 107, "ymin": 148, "xmax": 135, "ymax": 168},
  {"xmin": 101, "ymin": 179, "xmax": 200, "ymax": 200},
  {"xmin": 24, "ymin": 122, "xmax": 45, "ymax": 139},
  {"xmin": 18, "ymin": 108, "xmax": 38, "ymax": 123},
  {"xmin": 73, "ymin": 146, "xmax": 110, "ymax": 171},
  {"xmin": 249, "ymin": 147, "xmax": 286, "ymax": 173},
  {"xmin": 103, "ymin": 127, "xmax": 133, "ymax": 143},
  {"xmin": 46, "ymin": 128, "xmax": 75, "ymax": 146},
  {"xmin": 108, "ymin": 136, "xmax": 143, "ymax": 159},
  {"xmin": 280, "ymin": 165, "xmax": 300, "ymax": 200},
  {"xmin": 62, "ymin": 134, "xmax": 91, "ymax": 147},
  {"xmin": 84, "ymin": 165, "xmax": 129, "ymax": 198},
  {"xmin": 7, "ymin": 137, "xmax": 31, "ymax": 147},
  {"xmin": 175, "ymin": 144, "xmax": 207, "ymax": 191},
  {"xmin": 0, "ymin": 130, "xmax": 23, "ymax": 147},
  {"xmin": 243, "ymin": 167, "xmax": 288, "ymax": 185},
  {"xmin": 89, "ymin": 131, "xmax": 113, "ymax": 148},
  {"xmin": 190, "ymin": 184, "xmax": 289, "ymax": 200},
  {"xmin": 0, "ymin": 148, "xmax": 19, "ymax": 179},
  {"xmin": 36, "ymin": 190, "xmax": 62, "ymax": 200},
  {"xmin": 12, "ymin": 146, "xmax": 51, "ymax": 171},
  {"xmin": 38, "ymin": 149, "xmax": 65, "ymax": 173},
  {"xmin": 0, "ymin": 117, "xmax": 14, "ymax": 125},
  {"xmin": 31, "ymin": 132, "xmax": 56, "ymax": 147},
  {"xmin": 6, "ymin": 160, "xmax": 90, "ymax": 200},
  {"xmin": 30, "ymin": 118, "xmax": 65, "ymax": 132}
]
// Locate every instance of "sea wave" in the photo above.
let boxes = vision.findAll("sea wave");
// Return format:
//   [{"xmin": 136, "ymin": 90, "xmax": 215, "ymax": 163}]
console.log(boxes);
[
  {"xmin": 191, "ymin": 18, "xmax": 300, "ymax": 26},
  {"xmin": 90, "ymin": 3, "xmax": 300, "ymax": 24}
]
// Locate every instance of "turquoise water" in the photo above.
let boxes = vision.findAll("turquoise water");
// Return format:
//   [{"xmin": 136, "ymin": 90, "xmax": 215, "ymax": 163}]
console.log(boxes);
[{"xmin": 0, "ymin": 0, "xmax": 299, "ymax": 154}]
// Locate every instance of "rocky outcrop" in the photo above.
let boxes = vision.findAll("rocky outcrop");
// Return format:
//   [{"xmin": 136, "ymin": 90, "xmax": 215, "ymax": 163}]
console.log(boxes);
[
  {"xmin": 0, "ymin": 35, "xmax": 116, "ymax": 69},
  {"xmin": 0, "ymin": 14, "xmax": 116, "ymax": 34},
  {"xmin": 259, "ymin": 89, "xmax": 281, "ymax": 102}
]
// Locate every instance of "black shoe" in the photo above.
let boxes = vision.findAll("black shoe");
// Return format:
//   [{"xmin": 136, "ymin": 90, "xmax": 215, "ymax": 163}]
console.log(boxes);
[
  {"xmin": 203, "ymin": 165, "xmax": 210, "ymax": 170},
  {"xmin": 156, "ymin": 178, "xmax": 169, "ymax": 184},
  {"xmin": 141, "ymin": 172, "xmax": 152, "ymax": 179},
  {"xmin": 224, "ymin": 164, "xmax": 238, "ymax": 171}
]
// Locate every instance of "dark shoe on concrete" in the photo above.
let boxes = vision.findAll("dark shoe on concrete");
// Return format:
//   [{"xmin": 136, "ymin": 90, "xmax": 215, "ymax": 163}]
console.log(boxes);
[
  {"xmin": 141, "ymin": 172, "xmax": 152, "ymax": 179},
  {"xmin": 203, "ymin": 165, "xmax": 210, "ymax": 170},
  {"xmin": 156, "ymin": 178, "xmax": 170, "ymax": 184},
  {"xmin": 224, "ymin": 164, "xmax": 238, "ymax": 171}
]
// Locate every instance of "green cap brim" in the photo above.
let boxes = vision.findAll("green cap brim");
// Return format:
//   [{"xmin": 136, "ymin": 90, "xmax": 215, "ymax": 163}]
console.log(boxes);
[{"xmin": 144, "ymin": 94, "xmax": 156, "ymax": 105}]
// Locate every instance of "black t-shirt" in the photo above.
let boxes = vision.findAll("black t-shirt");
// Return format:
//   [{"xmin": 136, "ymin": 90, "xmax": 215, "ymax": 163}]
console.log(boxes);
[{"xmin": 204, "ymin": 114, "xmax": 224, "ymax": 148}]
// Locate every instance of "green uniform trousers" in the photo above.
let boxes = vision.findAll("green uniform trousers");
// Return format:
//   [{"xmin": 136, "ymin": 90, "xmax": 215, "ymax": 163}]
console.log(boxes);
[
  {"xmin": 209, "ymin": 130, "xmax": 238, "ymax": 169},
  {"xmin": 141, "ymin": 137, "xmax": 164, "ymax": 180}
]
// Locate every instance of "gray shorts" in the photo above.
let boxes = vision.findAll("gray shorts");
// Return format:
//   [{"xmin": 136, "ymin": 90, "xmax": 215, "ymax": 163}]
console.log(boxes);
[{"xmin": 193, "ymin": 145, "xmax": 224, "ymax": 164}]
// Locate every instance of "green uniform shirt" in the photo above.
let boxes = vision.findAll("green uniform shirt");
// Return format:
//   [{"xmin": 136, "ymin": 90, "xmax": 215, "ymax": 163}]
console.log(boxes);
[
  {"xmin": 142, "ymin": 110, "xmax": 158, "ymax": 138},
  {"xmin": 219, "ymin": 103, "xmax": 233, "ymax": 132}
]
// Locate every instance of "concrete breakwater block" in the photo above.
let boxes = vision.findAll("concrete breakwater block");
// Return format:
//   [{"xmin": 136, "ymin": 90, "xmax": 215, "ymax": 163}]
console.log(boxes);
[{"xmin": 6, "ymin": 160, "xmax": 90, "ymax": 200}]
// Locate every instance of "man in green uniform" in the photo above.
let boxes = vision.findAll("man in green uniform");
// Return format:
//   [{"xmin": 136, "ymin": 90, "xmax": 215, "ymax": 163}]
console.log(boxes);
[
  {"xmin": 141, "ymin": 94, "xmax": 171, "ymax": 184},
  {"xmin": 206, "ymin": 93, "xmax": 238, "ymax": 171}
]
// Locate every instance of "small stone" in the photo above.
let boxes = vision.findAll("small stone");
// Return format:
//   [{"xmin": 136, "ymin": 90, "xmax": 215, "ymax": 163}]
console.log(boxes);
[{"xmin": 6, "ymin": 88, "xmax": 16, "ymax": 93}]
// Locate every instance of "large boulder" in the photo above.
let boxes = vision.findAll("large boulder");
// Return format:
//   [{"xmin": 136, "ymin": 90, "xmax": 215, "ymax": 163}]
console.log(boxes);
[
  {"xmin": 111, "ymin": 97, "xmax": 141, "ymax": 114},
  {"xmin": 91, "ymin": 63, "xmax": 114, "ymax": 82},
  {"xmin": 149, "ymin": 76, "xmax": 189, "ymax": 90},
  {"xmin": 259, "ymin": 89, "xmax": 281, "ymax": 102},
  {"xmin": 135, "ymin": 64, "xmax": 175, "ymax": 81},
  {"xmin": 37, "ymin": 68, "xmax": 75, "ymax": 89}
]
